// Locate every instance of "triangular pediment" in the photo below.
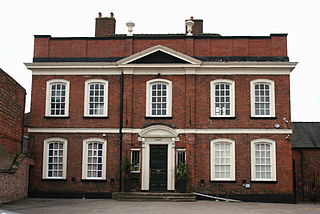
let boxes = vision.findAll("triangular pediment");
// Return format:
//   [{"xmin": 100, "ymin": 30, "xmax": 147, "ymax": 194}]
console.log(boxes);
[{"xmin": 117, "ymin": 45, "xmax": 202, "ymax": 65}]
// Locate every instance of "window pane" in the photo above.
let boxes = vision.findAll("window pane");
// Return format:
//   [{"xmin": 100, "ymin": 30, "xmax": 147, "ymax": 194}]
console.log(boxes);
[
  {"xmin": 86, "ymin": 142, "xmax": 103, "ymax": 178},
  {"xmin": 47, "ymin": 142, "xmax": 64, "ymax": 178},
  {"xmin": 214, "ymin": 83, "xmax": 231, "ymax": 116},
  {"xmin": 88, "ymin": 83, "xmax": 106, "ymax": 116},
  {"xmin": 150, "ymin": 82, "xmax": 169, "ymax": 116},
  {"xmin": 50, "ymin": 83, "xmax": 67, "ymax": 116},
  {"xmin": 213, "ymin": 142, "xmax": 232, "ymax": 179},
  {"xmin": 131, "ymin": 150, "xmax": 141, "ymax": 172}
]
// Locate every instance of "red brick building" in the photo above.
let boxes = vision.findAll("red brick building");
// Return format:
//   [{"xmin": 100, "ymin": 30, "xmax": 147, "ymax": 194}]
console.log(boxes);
[
  {"xmin": 0, "ymin": 68, "xmax": 31, "ymax": 203},
  {"xmin": 25, "ymin": 13, "xmax": 297, "ymax": 202}
]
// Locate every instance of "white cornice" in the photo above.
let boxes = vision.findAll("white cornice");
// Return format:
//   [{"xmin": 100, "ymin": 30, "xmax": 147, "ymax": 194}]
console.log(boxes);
[
  {"xmin": 28, "ymin": 127, "xmax": 292, "ymax": 134},
  {"xmin": 25, "ymin": 62, "xmax": 296, "ymax": 76}
]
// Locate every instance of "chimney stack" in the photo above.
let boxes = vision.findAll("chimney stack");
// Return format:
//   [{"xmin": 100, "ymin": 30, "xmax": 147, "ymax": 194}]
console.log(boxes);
[
  {"xmin": 95, "ymin": 12, "xmax": 116, "ymax": 37},
  {"xmin": 185, "ymin": 17, "xmax": 203, "ymax": 35}
]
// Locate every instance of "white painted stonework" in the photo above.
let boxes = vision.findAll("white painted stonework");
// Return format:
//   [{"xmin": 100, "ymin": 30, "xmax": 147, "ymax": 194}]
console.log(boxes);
[{"xmin": 138, "ymin": 125, "xmax": 179, "ymax": 191}]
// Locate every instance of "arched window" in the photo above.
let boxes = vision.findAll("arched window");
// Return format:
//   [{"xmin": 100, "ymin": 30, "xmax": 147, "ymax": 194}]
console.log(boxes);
[
  {"xmin": 210, "ymin": 79, "xmax": 235, "ymax": 117},
  {"xmin": 82, "ymin": 138, "xmax": 107, "ymax": 180},
  {"xmin": 251, "ymin": 139, "xmax": 276, "ymax": 181},
  {"xmin": 84, "ymin": 79, "xmax": 108, "ymax": 117},
  {"xmin": 250, "ymin": 79, "xmax": 275, "ymax": 117},
  {"xmin": 146, "ymin": 79, "xmax": 172, "ymax": 117},
  {"xmin": 210, "ymin": 139, "xmax": 235, "ymax": 181},
  {"xmin": 45, "ymin": 79, "xmax": 70, "ymax": 117},
  {"xmin": 42, "ymin": 138, "xmax": 68, "ymax": 179}
]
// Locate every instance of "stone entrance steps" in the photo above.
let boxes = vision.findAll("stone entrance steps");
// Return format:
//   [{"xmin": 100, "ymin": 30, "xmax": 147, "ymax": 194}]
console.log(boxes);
[{"xmin": 113, "ymin": 192, "xmax": 196, "ymax": 202}]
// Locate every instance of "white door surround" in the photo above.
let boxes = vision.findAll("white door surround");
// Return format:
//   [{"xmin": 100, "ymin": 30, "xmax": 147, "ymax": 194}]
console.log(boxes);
[{"xmin": 138, "ymin": 125, "xmax": 179, "ymax": 191}]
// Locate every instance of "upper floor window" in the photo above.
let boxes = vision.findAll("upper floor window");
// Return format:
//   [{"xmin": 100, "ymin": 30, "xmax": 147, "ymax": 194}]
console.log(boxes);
[
  {"xmin": 250, "ymin": 79, "xmax": 275, "ymax": 117},
  {"xmin": 45, "ymin": 79, "xmax": 70, "ymax": 117},
  {"xmin": 42, "ymin": 138, "xmax": 68, "ymax": 179},
  {"xmin": 82, "ymin": 138, "xmax": 107, "ymax": 180},
  {"xmin": 210, "ymin": 80, "xmax": 235, "ymax": 117},
  {"xmin": 251, "ymin": 139, "xmax": 276, "ymax": 181},
  {"xmin": 84, "ymin": 79, "xmax": 108, "ymax": 117},
  {"xmin": 146, "ymin": 79, "xmax": 172, "ymax": 117},
  {"xmin": 210, "ymin": 139, "xmax": 235, "ymax": 181}
]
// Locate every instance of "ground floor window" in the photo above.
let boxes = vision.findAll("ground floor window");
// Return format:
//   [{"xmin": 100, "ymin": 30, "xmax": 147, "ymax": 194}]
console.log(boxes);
[
  {"xmin": 210, "ymin": 138, "xmax": 235, "ymax": 181},
  {"xmin": 42, "ymin": 138, "xmax": 68, "ymax": 179},
  {"xmin": 131, "ymin": 149, "xmax": 141, "ymax": 173},
  {"xmin": 82, "ymin": 138, "xmax": 107, "ymax": 180},
  {"xmin": 176, "ymin": 149, "xmax": 186, "ymax": 166},
  {"xmin": 251, "ymin": 139, "xmax": 276, "ymax": 181}
]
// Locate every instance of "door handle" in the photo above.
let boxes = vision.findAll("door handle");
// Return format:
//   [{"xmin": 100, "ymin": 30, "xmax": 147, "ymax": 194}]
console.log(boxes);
[{"xmin": 156, "ymin": 169, "xmax": 161, "ymax": 174}]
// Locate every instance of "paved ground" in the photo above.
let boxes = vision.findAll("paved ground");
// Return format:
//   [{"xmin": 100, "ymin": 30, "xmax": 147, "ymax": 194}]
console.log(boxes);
[{"xmin": 1, "ymin": 198, "xmax": 320, "ymax": 214}]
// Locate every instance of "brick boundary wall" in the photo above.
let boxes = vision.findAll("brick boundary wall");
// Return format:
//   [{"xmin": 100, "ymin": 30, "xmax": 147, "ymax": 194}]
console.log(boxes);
[{"xmin": 0, "ymin": 154, "xmax": 33, "ymax": 204}]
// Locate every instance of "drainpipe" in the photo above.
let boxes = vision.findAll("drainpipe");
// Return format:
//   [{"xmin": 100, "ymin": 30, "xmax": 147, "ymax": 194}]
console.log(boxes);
[
  {"xmin": 300, "ymin": 150, "xmax": 305, "ymax": 201},
  {"xmin": 119, "ymin": 72, "xmax": 124, "ymax": 192}
]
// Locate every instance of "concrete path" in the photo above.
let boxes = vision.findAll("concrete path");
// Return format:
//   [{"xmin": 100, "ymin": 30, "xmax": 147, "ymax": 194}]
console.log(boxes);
[{"xmin": 1, "ymin": 198, "xmax": 320, "ymax": 214}]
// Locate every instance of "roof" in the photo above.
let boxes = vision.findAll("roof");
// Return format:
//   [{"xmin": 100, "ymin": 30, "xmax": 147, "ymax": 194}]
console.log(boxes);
[
  {"xmin": 292, "ymin": 122, "xmax": 320, "ymax": 148},
  {"xmin": 0, "ymin": 68, "xmax": 26, "ymax": 93}
]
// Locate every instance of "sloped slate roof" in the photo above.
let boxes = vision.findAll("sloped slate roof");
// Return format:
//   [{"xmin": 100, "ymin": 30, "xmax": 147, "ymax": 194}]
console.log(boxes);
[{"xmin": 292, "ymin": 122, "xmax": 320, "ymax": 148}]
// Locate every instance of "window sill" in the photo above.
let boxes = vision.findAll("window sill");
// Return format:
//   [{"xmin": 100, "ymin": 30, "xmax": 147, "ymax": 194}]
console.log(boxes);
[
  {"xmin": 210, "ymin": 116, "xmax": 236, "ymax": 120},
  {"xmin": 42, "ymin": 178, "xmax": 67, "ymax": 181},
  {"xmin": 44, "ymin": 116, "xmax": 69, "ymax": 119},
  {"xmin": 81, "ymin": 179, "xmax": 107, "ymax": 182},
  {"xmin": 251, "ymin": 180, "xmax": 277, "ymax": 183},
  {"xmin": 210, "ymin": 180, "xmax": 236, "ymax": 183},
  {"xmin": 83, "ymin": 116, "xmax": 109, "ymax": 119},
  {"xmin": 250, "ymin": 116, "xmax": 277, "ymax": 120},
  {"xmin": 145, "ymin": 116, "xmax": 173, "ymax": 119}
]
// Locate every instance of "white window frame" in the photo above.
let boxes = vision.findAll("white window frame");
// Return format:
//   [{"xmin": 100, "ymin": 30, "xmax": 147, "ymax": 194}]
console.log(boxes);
[
  {"xmin": 84, "ymin": 79, "xmax": 108, "ymax": 117},
  {"xmin": 210, "ymin": 79, "xmax": 235, "ymax": 117},
  {"xmin": 146, "ymin": 78, "xmax": 172, "ymax": 117},
  {"xmin": 130, "ymin": 148, "xmax": 141, "ymax": 173},
  {"xmin": 176, "ymin": 149, "xmax": 186, "ymax": 166},
  {"xmin": 210, "ymin": 138, "xmax": 235, "ymax": 181},
  {"xmin": 250, "ymin": 79, "xmax": 275, "ymax": 117},
  {"xmin": 251, "ymin": 139, "xmax": 276, "ymax": 181},
  {"xmin": 45, "ymin": 79, "xmax": 70, "ymax": 117},
  {"xmin": 82, "ymin": 138, "xmax": 107, "ymax": 180},
  {"xmin": 42, "ymin": 138, "xmax": 68, "ymax": 179}
]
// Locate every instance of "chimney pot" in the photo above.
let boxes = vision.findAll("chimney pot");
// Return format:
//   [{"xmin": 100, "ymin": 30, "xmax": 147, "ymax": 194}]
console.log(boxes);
[
  {"xmin": 190, "ymin": 16, "xmax": 194, "ymax": 20},
  {"xmin": 110, "ymin": 12, "xmax": 114, "ymax": 18},
  {"xmin": 98, "ymin": 12, "xmax": 102, "ymax": 18}
]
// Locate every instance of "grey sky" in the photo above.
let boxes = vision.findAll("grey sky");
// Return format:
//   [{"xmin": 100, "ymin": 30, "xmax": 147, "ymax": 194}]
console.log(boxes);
[{"xmin": 1, "ymin": 0, "xmax": 319, "ymax": 121}]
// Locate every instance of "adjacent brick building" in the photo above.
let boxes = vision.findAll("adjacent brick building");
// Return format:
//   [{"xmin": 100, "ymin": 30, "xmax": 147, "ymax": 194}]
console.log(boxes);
[
  {"xmin": 0, "ymin": 68, "xmax": 32, "ymax": 204},
  {"xmin": 292, "ymin": 122, "xmax": 320, "ymax": 202},
  {"xmin": 25, "ymin": 13, "xmax": 297, "ymax": 202}
]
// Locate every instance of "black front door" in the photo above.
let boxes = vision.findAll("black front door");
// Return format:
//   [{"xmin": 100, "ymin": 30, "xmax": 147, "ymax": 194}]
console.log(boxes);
[{"xmin": 150, "ymin": 145, "xmax": 167, "ymax": 192}]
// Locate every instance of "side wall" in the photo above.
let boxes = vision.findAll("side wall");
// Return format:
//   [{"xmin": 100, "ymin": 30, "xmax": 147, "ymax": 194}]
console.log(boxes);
[
  {"xmin": 0, "ymin": 70, "xmax": 26, "ymax": 169},
  {"xmin": 0, "ymin": 155, "xmax": 32, "ymax": 204},
  {"xmin": 293, "ymin": 148, "xmax": 320, "ymax": 202}
]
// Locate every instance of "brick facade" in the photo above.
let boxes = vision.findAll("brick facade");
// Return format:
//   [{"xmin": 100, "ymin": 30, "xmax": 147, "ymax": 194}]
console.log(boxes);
[
  {"xmin": 26, "ymin": 15, "xmax": 296, "ymax": 202},
  {"xmin": 0, "ymin": 69, "xmax": 32, "ymax": 204},
  {"xmin": 0, "ymin": 69, "xmax": 26, "ymax": 158}
]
